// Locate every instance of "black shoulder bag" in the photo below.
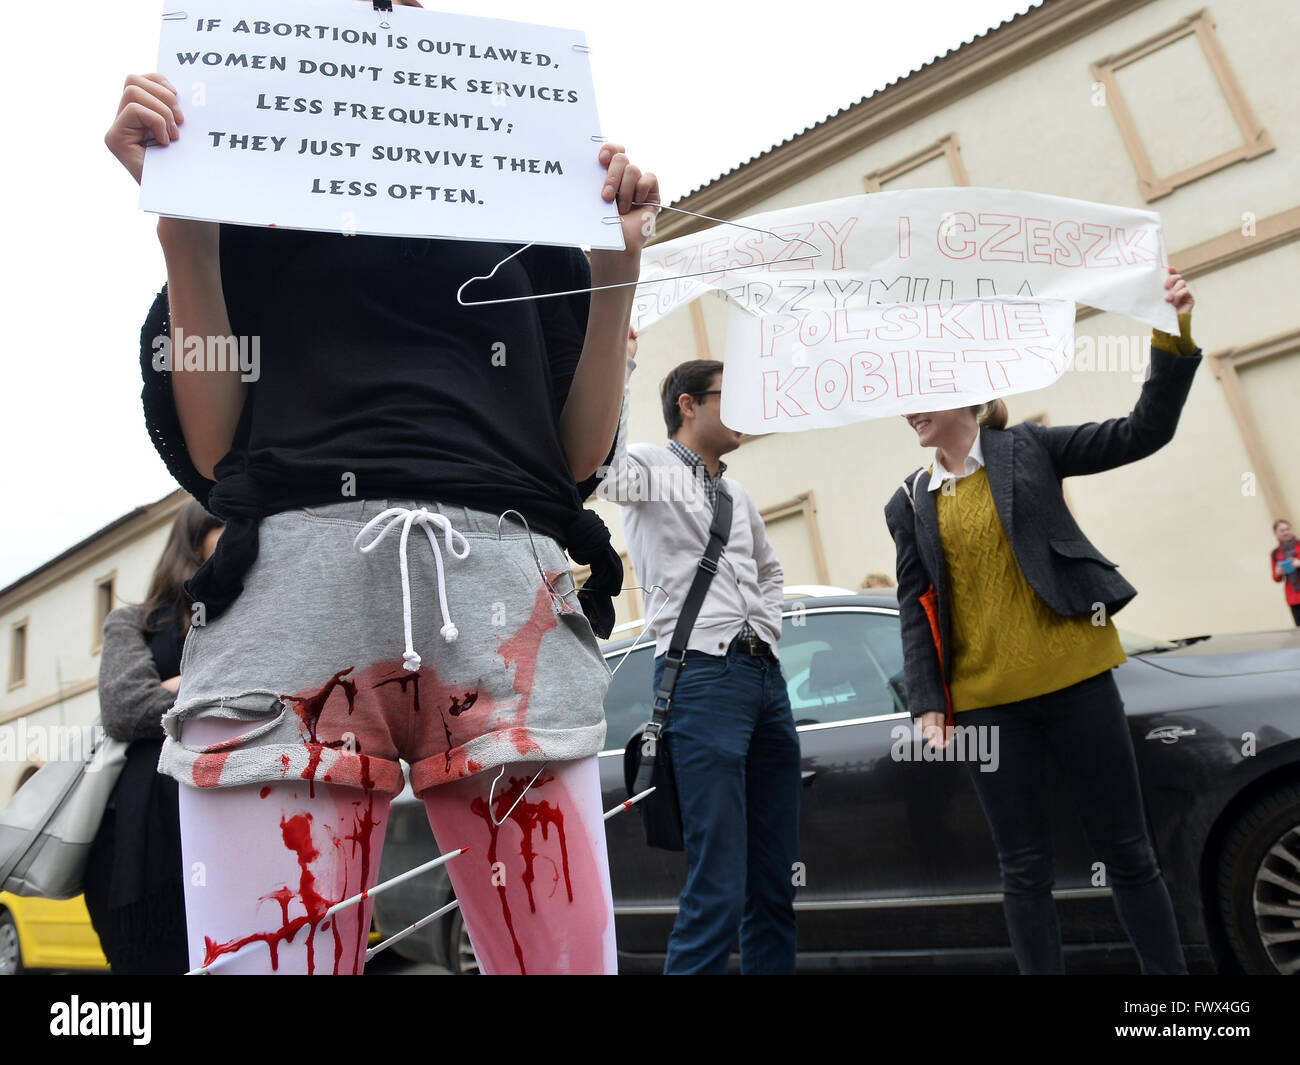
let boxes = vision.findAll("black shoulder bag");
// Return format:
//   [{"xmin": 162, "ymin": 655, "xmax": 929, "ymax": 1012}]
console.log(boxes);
[{"xmin": 623, "ymin": 483, "xmax": 733, "ymax": 851}]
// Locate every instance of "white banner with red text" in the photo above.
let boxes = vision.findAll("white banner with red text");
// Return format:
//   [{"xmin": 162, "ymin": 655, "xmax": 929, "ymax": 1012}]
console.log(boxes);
[
  {"xmin": 633, "ymin": 188, "xmax": 1175, "ymax": 334},
  {"xmin": 719, "ymin": 297, "xmax": 1077, "ymax": 433}
]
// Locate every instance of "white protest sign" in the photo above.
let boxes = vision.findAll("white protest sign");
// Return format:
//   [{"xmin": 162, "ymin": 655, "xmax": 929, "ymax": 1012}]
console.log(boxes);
[
  {"xmin": 140, "ymin": 0, "xmax": 623, "ymax": 249},
  {"xmin": 633, "ymin": 188, "xmax": 1175, "ymax": 332},
  {"xmin": 720, "ymin": 297, "xmax": 1077, "ymax": 433}
]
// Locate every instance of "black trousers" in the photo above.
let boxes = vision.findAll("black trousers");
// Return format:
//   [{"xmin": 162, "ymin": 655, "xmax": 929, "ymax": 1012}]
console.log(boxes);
[
  {"xmin": 1290, "ymin": 602, "xmax": 1300, "ymax": 626},
  {"xmin": 959, "ymin": 669, "xmax": 1187, "ymax": 974}
]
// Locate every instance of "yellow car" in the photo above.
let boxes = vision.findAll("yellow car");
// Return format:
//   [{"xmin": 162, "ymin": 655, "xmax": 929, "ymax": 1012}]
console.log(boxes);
[{"xmin": 0, "ymin": 892, "xmax": 109, "ymax": 974}]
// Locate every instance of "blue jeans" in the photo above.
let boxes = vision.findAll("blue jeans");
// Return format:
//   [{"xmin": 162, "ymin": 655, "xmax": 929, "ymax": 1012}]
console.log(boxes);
[{"xmin": 653, "ymin": 644, "xmax": 802, "ymax": 974}]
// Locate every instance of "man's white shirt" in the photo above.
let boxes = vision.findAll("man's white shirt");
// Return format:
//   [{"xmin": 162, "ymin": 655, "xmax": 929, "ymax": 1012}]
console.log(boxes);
[{"xmin": 598, "ymin": 358, "xmax": 784, "ymax": 659}]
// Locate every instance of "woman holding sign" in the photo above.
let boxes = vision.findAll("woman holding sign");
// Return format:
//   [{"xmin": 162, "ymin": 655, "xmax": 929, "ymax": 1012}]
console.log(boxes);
[
  {"xmin": 883, "ymin": 268, "xmax": 1198, "ymax": 975},
  {"xmin": 106, "ymin": 36, "xmax": 657, "ymax": 973}
]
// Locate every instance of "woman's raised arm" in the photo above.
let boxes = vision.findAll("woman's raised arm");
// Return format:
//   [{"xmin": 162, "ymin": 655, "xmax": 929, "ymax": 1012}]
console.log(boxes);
[
  {"xmin": 558, "ymin": 143, "xmax": 659, "ymax": 482},
  {"xmin": 107, "ymin": 73, "xmax": 247, "ymax": 480},
  {"xmin": 1030, "ymin": 267, "xmax": 1200, "ymax": 479}
]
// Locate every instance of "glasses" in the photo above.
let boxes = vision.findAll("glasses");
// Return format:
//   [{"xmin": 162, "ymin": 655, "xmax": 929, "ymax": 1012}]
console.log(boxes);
[{"xmin": 690, "ymin": 390, "xmax": 722, "ymax": 400}]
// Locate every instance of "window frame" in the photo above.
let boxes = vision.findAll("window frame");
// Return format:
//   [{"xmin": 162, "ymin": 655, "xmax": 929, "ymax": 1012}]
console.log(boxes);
[
  {"xmin": 91, "ymin": 569, "xmax": 118, "ymax": 655},
  {"xmin": 862, "ymin": 133, "xmax": 970, "ymax": 194},
  {"xmin": 1208, "ymin": 327, "xmax": 1300, "ymax": 523},
  {"xmin": 8, "ymin": 616, "xmax": 29, "ymax": 691},
  {"xmin": 1089, "ymin": 8, "xmax": 1274, "ymax": 202}
]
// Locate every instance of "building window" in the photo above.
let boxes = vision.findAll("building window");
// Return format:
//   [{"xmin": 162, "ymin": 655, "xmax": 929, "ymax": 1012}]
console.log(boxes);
[
  {"xmin": 760, "ymin": 491, "xmax": 831, "ymax": 586},
  {"xmin": 8, "ymin": 619, "xmax": 26, "ymax": 689},
  {"xmin": 92, "ymin": 573, "xmax": 116, "ymax": 653},
  {"xmin": 1209, "ymin": 328, "xmax": 1300, "ymax": 525},
  {"xmin": 1090, "ymin": 9, "xmax": 1273, "ymax": 202},
  {"xmin": 862, "ymin": 133, "xmax": 970, "ymax": 193}
]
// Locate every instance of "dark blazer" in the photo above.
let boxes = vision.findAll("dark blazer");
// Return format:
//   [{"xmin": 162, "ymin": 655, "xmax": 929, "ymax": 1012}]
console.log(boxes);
[{"xmin": 884, "ymin": 346, "xmax": 1202, "ymax": 719}]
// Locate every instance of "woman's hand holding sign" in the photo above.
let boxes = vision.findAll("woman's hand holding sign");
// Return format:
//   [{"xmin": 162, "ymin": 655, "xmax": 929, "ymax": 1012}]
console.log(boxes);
[
  {"xmin": 1164, "ymin": 266, "xmax": 1194, "ymax": 313},
  {"xmin": 107, "ymin": 72, "xmax": 221, "ymax": 263},
  {"xmin": 106, "ymin": 73, "xmax": 183, "ymax": 184},
  {"xmin": 591, "ymin": 142, "xmax": 660, "ymax": 287}
]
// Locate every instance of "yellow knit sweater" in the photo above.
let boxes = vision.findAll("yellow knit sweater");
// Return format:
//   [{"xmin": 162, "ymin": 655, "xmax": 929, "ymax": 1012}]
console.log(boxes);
[
  {"xmin": 929, "ymin": 313, "xmax": 1195, "ymax": 710},
  {"xmin": 935, "ymin": 468, "xmax": 1126, "ymax": 711}
]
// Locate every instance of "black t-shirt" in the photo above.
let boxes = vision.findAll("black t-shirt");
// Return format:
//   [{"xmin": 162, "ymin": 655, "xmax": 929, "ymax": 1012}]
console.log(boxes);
[
  {"xmin": 215, "ymin": 224, "xmax": 592, "ymax": 524},
  {"xmin": 140, "ymin": 225, "xmax": 622, "ymax": 632}
]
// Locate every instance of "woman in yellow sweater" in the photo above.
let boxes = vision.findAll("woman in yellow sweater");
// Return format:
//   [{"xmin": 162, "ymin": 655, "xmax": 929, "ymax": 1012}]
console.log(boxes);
[{"xmin": 883, "ymin": 267, "xmax": 1197, "ymax": 974}]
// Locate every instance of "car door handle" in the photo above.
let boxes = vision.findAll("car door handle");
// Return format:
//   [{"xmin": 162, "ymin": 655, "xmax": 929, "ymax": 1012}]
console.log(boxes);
[{"xmin": 801, "ymin": 769, "xmax": 816, "ymax": 787}]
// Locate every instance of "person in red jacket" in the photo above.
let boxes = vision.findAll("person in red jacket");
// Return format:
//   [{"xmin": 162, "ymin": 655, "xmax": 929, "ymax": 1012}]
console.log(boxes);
[{"xmin": 1271, "ymin": 519, "xmax": 1300, "ymax": 626}]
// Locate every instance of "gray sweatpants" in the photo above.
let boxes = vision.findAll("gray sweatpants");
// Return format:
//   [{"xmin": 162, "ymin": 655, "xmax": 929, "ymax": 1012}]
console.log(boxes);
[{"xmin": 159, "ymin": 500, "xmax": 611, "ymax": 798}]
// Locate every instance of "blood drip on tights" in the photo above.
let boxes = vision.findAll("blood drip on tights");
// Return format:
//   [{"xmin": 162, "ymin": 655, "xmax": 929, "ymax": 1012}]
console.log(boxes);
[
  {"xmin": 345, "ymin": 795, "xmax": 380, "ymax": 970},
  {"xmin": 199, "ymin": 792, "xmax": 382, "ymax": 975},
  {"xmin": 468, "ymin": 773, "xmax": 570, "ymax": 975}
]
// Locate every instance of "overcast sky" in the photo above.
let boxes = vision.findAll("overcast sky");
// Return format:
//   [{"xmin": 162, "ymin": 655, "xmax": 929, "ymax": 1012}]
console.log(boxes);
[{"xmin": 0, "ymin": 0, "xmax": 1037, "ymax": 588}]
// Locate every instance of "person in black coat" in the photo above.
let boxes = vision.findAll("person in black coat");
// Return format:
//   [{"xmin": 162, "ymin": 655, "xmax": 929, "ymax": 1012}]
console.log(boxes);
[
  {"xmin": 883, "ymin": 267, "xmax": 1198, "ymax": 974},
  {"xmin": 84, "ymin": 501, "xmax": 222, "ymax": 974}
]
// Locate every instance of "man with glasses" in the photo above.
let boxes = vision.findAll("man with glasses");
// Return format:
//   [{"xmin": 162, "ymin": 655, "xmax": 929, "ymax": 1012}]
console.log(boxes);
[{"xmin": 603, "ymin": 331, "xmax": 801, "ymax": 974}]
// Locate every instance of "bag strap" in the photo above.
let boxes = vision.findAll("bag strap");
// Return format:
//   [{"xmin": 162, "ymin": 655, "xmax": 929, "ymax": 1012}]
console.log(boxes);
[{"xmin": 634, "ymin": 483, "xmax": 733, "ymax": 782}]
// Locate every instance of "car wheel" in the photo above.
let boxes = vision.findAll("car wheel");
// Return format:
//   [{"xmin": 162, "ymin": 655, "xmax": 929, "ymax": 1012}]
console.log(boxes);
[
  {"xmin": 0, "ymin": 909, "xmax": 24, "ymax": 976},
  {"xmin": 446, "ymin": 905, "xmax": 479, "ymax": 975},
  {"xmin": 1216, "ymin": 782, "xmax": 1300, "ymax": 975}
]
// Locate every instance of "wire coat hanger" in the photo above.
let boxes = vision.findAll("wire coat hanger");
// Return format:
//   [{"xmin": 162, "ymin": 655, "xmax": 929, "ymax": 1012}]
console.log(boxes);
[{"xmin": 456, "ymin": 201, "xmax": 823, "ymax": 307}]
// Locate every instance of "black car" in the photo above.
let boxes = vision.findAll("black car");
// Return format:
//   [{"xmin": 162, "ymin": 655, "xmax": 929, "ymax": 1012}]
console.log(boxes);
[{"xmin": 371, "ymin": 590, "xmax": 1300, "ymax": 974}]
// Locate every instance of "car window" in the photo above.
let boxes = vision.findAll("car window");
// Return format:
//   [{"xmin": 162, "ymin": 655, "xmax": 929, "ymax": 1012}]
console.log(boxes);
[
  {"xmin": 779, "ymin": 609, "xmax": 907, "ymax": 725},
  {"xmin": 601, "ymin": 642, "xmax": 657, "ymax": 753},
  {"xmin": 599, "ymin": 609, "xmax": 908, "ymax": 747}
]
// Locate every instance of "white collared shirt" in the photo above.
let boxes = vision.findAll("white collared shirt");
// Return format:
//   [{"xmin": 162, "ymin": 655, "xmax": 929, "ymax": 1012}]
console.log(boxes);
[{"xmin": 927, "ymin": 431, "xmax": 985, "ymax": 492}]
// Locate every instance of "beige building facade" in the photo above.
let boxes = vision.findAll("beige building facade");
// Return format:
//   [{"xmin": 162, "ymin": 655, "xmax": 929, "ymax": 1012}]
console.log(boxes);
[
  {"xmin": 592, "ymin": 0, "xmax": 1300, "ymax": 642},
  {"xmin": 0, "ymin": 492, "xmax": 186, "ymax": 798}
]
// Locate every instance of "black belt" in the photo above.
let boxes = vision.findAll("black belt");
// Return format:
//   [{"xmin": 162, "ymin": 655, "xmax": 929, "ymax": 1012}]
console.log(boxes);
[{"xmin": 730, "ymin": 630, "xmax": 772, "ymax": 657}]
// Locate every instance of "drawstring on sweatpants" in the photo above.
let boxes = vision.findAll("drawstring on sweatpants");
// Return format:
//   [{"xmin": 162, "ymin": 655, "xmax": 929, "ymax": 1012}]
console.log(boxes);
[{"xmin": 353, "ymin": 507, "xmax": 471, "ymax": 671}]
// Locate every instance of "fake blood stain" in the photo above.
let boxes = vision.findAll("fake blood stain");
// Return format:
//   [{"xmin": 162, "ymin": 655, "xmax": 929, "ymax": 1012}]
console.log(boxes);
[
  {"xmin": 468, "ymin": 773, "xmax": 571, "ymax": 975},
  {"xmin": 377, "ymin": 673, "xmax": 484, "ymax": 774},
  {"xmin": 344, "ymin": 796, "xmax": 380, "ymax": 970},
  {"xmin": 273, "ymin": 567, "xmax": 570, "ymax": 792},
  {"xmin": 191, "ymin": 731, "xmax": 249, "ymax": 788},
  {"xmin": 200, "ymin": 792, "xmax": 382, "ymax": 975},
  {"xmin": 201, "ymin": 812, "xmax": 327, "ymax": 973},
  {"xmin": 191, "ymin": 750, "xmax": 232, "ymax": 788},
  {"xmin": 281, "ymin": 667, "xmax": 359, "ymax": 797},
  {"xmin": 495, "ymin": 584, "xmax": 558, "ymax": 755},
  {"xmin": 205, "ymin": 574, "xmax": 581, "ymax": 973}
]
